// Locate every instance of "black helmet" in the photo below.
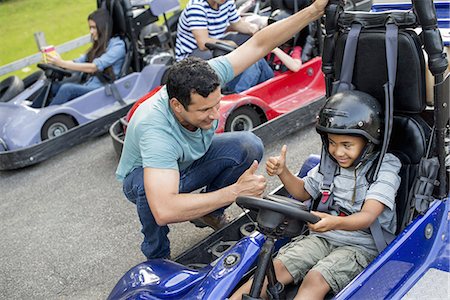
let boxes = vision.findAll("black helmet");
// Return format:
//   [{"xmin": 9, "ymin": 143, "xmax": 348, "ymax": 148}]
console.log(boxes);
[
  {"xmin": 316, "ymin": 90, "xmax": 383, "ymax": 167},
  {"xmin": 316, "ymin": 90, "xmax": 382, "ymax": 144}
]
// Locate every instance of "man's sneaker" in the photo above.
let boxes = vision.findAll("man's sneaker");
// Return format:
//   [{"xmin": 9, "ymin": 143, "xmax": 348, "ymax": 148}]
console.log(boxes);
[{"xmin": 190, "ymin": 213, "xmax": 231, "ymax": 231}]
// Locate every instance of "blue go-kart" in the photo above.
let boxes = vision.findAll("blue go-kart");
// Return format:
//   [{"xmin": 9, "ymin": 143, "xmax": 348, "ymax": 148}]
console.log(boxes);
[{"xmin": 108, "ymin": 0, "xmax": 449, "ymax": 299}]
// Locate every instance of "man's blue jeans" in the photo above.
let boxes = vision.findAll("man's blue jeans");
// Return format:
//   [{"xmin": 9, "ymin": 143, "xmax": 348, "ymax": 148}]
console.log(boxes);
[{"xmin": 122, "ymin": 131, "xmax": 264, "ymax": 259}]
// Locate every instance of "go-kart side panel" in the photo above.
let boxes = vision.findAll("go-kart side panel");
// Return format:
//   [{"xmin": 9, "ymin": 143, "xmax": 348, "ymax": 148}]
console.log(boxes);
[
  {"xmin": 107, "ymin": 260, "xmax": 211, "ymax": 300},
  {"xmin": 58, "ymin": 73, "xmax": 142, "ymax": 119},
  {"xmin": 0, "ymin": 104, "xmax": 43, "ymax": 150},
  {"xmin": 0, "ymin": 103, "xmax": 132, "ymax": 170},
  {"xmin": 242, "ymin": 57, "xmax": 324, "ymax": 109},
  {"xmin": 53, "ymin": 64, "xmax": 166, "ymax": 120},
  {"xmin": 0, "ymin": 64, "xmax": 166, "ymax": 169},
  {"xmin": 107, "ymin": 232, "xmax": 265, "ymax": 300},
  {"xmin": 336, "ymin": 199, "xmax": 449, "ymax": 299},
  {"xmin": 217, "ymin": 94, "xmax": 275, "ymax": 133},
  {"xmin": 216, "ymin": 57, "xmax": 325, "ymax": 133}
]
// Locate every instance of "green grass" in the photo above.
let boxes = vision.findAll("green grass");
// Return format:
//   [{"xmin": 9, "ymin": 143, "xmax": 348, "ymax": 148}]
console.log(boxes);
[
  {"xmin": 0, "ymin": 0, "xmax": 189, "ymax": 81},
  {"xmin": 0, "ymin": 0, "xmax": 96, "ymax": 81}
]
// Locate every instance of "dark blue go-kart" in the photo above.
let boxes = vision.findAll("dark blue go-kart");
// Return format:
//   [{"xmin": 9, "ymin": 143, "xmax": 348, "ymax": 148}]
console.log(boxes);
[
  {"xmin": 0, "ymin": 0, "xmax": 179, "ymax": 170},
  {"xmin": 107, "ymin": 0, "xmax": 449, "ymax": 299}
]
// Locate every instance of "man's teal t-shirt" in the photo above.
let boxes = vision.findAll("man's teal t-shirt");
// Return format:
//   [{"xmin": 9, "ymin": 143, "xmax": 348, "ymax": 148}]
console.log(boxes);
[{"xmin": 115, "ymin": 56, "xmax": 234, "ymax": 181}]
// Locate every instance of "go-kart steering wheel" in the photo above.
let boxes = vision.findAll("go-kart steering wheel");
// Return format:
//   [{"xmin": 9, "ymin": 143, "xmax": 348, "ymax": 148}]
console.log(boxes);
[
  {"xmin": 237, "ymin": 194, "xmax": 320, "ymax": 224},
  {"xmin": 238, "ymin": 194, "xmax": 320, "ymax": 238},
  {"xmin": 37, "ymin": 63, "xmax": 72, "ymax": 79},
  {"xmin": 205, "ymin": 42, "xmax": 237, "ymax": 57}
]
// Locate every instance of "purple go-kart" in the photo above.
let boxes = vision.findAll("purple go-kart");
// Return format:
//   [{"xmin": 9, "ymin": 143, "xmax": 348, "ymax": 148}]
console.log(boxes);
[{"xmin": 0, "ymin": 0, "xmax": 180, "ymax": 170}]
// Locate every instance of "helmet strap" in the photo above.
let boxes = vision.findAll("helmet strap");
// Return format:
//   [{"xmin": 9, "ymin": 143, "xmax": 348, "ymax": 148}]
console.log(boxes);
[{"xmin": 353, "ymin": 142, "xmax": 375, "ymax": 169}]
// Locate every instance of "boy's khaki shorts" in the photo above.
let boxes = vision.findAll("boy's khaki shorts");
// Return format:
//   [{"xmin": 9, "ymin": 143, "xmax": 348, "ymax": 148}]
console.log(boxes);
[{"xmin": 276, "ymin": 235, "xmax": 376, "ymax": 293}]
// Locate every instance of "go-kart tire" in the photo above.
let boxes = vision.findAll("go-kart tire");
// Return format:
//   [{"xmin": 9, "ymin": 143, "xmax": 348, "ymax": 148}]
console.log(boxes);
[
  {"xmin": 0, "ymin": 75, "xmax": 24, "ymax": 102},
  {"xmin": 22, "ymin": 70, "xmax": 45, "ymax": 89},
  {"xmin": 41, "ymin": 115, "xmax": 76, "ymax": 140},
  {"xmin": 225, "ymin": 106, "xmax": 262, "ymax": 132}
]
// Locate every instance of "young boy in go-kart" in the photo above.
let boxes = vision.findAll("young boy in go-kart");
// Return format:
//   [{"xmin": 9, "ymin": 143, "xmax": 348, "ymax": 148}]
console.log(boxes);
[{"xmin": 231, "ymin": 90, "xmax": 402, "ymax": 299}]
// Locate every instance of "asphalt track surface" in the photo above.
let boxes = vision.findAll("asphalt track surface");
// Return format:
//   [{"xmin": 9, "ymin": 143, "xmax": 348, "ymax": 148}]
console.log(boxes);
[{"xmin": 0, "ymin": 125, "xmax": 321, "ymax": 299}]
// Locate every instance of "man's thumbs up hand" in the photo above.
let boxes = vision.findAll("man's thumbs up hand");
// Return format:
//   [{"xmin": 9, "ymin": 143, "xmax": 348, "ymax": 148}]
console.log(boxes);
[
  {"xmin": 234, "ymin": 160, "xmax": 266, "ymax": 198},
  {"xmin": 245, "ymin": 160, "xmax": 259, "ymax": 175}
]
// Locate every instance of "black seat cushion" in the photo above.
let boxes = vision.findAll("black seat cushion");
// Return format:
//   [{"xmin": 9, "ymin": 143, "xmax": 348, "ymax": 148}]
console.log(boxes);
[
  {"xmin": 334, "ymin": 29, "xmax": 427, "ymax": 114},
  {"xmin": 388, "ymin": 115, "xmax": 431, "ymax": 233}
]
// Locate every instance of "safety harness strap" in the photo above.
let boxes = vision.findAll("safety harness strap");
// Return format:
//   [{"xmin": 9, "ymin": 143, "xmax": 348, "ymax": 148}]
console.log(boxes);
[
  {"xmin": 95, "ymin": 71, "xmax": 126, "ymax": 105},
  {"xmin": 366, "ymin": 23, "xmax": 398, "ymax": 253},
  {"xmin": 317, "ymin": 23, "xmax": 362, "ymax": 212},
  {"xmin": 317, "ymin": 149, "xmax": 338, "ymax": 213},
  {"xmin": 334, "ymin": 23, "xmax": 362, "ymax": 93},
  {"xmin": 370, "ymin": 23, "xmax": 398, "ymax": 183}
]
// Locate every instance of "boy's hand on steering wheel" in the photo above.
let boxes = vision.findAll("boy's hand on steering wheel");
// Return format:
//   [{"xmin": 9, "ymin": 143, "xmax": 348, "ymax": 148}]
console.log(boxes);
[
  {"xmin": 266, "ymin": 145, "xmax": 288, "ymax": 176},
  {"xmin": 307, "ymin": 211, "xmax": 338, "ymax": 232}
]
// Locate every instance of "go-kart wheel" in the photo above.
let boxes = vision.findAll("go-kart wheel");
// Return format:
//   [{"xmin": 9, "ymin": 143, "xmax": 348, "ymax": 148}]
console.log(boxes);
[
  {"xmin": 0, "ymin": 75, "xmax": 24, "ymax": 102},
  {"xmin": 225, "ymin": 106, "xmax": 262, "ymax": 132},
  {"xmin": 41, "ymin": 115, "xmax": 76, "ymax": 140},
  {"xmin": 22, "ymin": 70, "xmax": 45, "ymax": 89},
  {"xmin": 205, "ymin": 42, "xmax": 237, "ymax": 57},
  {"xmin": 37, "ymin": 63, "xmax": 72, "ymax": 79}
]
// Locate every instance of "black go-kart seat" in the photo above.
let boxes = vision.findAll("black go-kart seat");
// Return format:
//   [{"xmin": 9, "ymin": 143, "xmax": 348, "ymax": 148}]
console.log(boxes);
[
  {"xmin": 330, "ymin": 8, "xmax": 441, "ymax": 234},
  {"xmin": 100, "ymin": 0, "xmax": 136, "ymax": 75}
]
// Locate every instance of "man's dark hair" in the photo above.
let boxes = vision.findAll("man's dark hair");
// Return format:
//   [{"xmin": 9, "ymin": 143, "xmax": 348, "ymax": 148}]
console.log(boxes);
[{"xmin": 166, "ymin": 57, "xmax": 221, "ymax": 109}]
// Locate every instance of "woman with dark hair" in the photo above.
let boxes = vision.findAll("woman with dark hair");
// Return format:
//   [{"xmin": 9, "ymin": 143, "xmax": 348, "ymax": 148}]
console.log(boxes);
[{"xmin": 32, "ymin": 8, "xmax": 126, "ymax": 107}]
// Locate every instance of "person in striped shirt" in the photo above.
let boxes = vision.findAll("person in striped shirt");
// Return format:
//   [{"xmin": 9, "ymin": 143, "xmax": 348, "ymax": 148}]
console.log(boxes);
[{"xmin": 175, "ymin": 0, "xmax": 259, "ymax": 60}]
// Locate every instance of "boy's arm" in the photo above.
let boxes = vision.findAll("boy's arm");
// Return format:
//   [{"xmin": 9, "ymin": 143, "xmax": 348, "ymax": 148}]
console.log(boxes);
[
  {"xmin": 225, "ymin": 0, "xmax": 327, "ymax": 77},
  {"xmin": 278, "ymin": 169, "xmax": 312, "ymax": 201},
  {"xmin": 308, "ymin": 199, "xmax": 385, "ymax": 232}
]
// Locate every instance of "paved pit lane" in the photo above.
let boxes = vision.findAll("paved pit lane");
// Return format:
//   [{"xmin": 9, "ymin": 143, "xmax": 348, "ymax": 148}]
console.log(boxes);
[{"xmin": 0, "ymin": 125, "xmax": 321, "ymax": 299}]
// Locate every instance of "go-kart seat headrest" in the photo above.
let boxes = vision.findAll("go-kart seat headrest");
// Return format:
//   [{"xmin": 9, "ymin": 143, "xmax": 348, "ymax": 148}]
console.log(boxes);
[
  {"xmin": 104, "ymin": 0, "xmax": 127, "ymax": 36},
  {"xmin": 334, "ymin": 19, "xmax": 427, "ymax": 114}
]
